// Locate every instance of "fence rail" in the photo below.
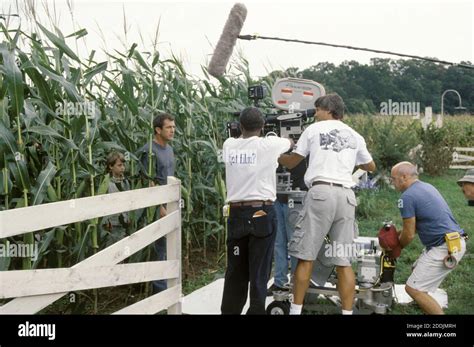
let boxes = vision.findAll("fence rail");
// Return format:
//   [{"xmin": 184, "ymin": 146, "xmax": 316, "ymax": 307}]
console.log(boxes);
[
  {"xmin": 0, "ymin": 176, "xmax": 182, "ymax": 315},
  {"xmin": 451, "ymin": 147, "xmax": 474, "ymax": 169}
]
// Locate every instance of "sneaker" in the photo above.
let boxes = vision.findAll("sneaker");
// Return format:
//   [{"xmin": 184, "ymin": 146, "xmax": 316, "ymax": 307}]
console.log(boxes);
[{"xmin": 266, "ymin": 283, "xmax": 288, "ymax": 296}]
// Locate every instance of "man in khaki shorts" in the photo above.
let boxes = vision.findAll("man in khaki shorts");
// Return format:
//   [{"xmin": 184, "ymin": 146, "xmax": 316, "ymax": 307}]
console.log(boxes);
[
  {"xmin": 390, "ymin": 162, "xmax": 467, "ymax": 314},
  {"xmin": 279, "ymin": 94, "xmax": 375, "ymax": 315}
]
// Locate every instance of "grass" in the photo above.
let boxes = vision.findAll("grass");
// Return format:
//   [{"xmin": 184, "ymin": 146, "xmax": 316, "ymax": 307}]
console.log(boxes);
[{"xmin": 182, "ymin": 250, "xmax": 226, "ymax": 296}]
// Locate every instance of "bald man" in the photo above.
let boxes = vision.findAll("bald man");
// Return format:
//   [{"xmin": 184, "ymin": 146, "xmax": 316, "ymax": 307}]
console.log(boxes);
[{"xmin": 390, "ymin": 162, "xmax": 467, "ymax": 314}]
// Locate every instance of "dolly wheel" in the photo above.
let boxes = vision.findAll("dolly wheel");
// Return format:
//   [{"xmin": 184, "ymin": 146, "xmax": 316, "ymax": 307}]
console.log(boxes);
[{"xmin": 266, "ymin": 301, "xmax": 290, "ymax": 315}]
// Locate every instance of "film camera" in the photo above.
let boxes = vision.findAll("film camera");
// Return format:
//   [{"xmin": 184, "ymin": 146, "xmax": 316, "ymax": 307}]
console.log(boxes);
[{"xmin": 227, "ymin": 78, "xmax": 326, "ymax": 141}]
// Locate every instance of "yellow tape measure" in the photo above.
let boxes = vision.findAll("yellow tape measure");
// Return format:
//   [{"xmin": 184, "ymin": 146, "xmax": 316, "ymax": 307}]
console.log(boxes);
[{"xmin": 443, "ymin": 232, "xmax": 462, "ymax": 269}]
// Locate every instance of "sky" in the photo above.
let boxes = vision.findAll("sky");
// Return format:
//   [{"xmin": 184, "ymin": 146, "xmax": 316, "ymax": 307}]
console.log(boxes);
[{"xmin": 1, "ymin": 0, "xmax": 473, "ymax": 79}]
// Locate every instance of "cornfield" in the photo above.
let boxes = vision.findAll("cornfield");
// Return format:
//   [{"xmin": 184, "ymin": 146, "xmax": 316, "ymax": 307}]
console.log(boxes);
[{"xmin": 0, "ymin": 6, "xmax": 266, "ymax": 275}]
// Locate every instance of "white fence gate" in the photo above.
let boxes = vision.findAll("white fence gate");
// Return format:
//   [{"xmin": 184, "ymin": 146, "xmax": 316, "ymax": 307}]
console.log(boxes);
[
  {"xmin": 0, "ymin": 177, "xmax": 182, "ymax": 314},
  {"xmin": 451, "ymin": 147, "xmax": 474, "ymax": 170}
]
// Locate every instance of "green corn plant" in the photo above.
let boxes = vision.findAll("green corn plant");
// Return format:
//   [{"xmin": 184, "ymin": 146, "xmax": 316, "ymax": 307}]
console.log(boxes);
[{"xmin": 0, "ymin": 7, "xmax": 277, "ymax": 278}]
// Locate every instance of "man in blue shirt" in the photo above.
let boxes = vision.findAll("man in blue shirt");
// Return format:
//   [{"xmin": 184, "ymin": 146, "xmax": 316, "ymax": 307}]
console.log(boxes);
[
  {"xmin": 138, "ymin": 113, "xmax": 176, "ymax": 294},
  {"xmin": 390, "ymin": 162, "xmax": 467, "ymax": 314}
]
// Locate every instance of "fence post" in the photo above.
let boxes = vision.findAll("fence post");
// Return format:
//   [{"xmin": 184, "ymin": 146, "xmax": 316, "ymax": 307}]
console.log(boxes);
[
  {"xmin": 436, "ymin": 112, "xmax": 443, "ymax": 128},
  {"xmin": 166, "ymin": 176, "xmax": 182, "ymax": 314},
  {"xmin": 422, "ymin": 106, "xmax": 432, "ymax": 129}
]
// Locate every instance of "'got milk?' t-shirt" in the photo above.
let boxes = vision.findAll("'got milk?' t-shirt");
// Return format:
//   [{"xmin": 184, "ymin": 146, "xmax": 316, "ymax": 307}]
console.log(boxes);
[{"xmin": 223, "ymin": 136, "xmax": 291, "ymax": 202}]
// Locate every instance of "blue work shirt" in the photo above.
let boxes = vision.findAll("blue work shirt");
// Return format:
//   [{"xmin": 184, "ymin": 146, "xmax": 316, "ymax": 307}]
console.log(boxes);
[{"xmin": 399, "ymin": 181, "xmax": 463, "ymax": 248}]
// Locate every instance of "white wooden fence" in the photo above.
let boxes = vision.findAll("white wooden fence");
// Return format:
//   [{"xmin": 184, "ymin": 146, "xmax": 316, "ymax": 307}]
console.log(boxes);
[
  {"xmin": 451, "ymin": 147, "xmax": 474, "ymax": 170},
  {"xmin": 0, "ymin": 176, "xmax": 182, "ymax": 314}
]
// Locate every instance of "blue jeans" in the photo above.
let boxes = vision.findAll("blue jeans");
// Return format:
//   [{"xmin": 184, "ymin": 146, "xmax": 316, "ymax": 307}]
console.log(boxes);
[
  {"xmin": 274, "ymin": 200, "xmax": 297, "ymax": 287},
  {"xmin": 152, "ymin": 237, "xmax": 167, "ymax": 293}
]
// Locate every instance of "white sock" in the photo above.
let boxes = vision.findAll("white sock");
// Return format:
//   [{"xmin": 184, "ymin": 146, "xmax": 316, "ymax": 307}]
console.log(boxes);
[
  {"xmin": 342, "ymin": 309, "xmax": 353, "ymax": 315},
  {"xmin": 290, "ymin": 303, "xmax": 303, "ymax": 315}
]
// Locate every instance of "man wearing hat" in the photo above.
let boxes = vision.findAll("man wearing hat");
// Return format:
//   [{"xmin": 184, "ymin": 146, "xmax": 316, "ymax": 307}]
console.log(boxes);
[
  {"xmin": 390, "ymin": 162, "xmax": 467, "ymax": 314},
  {"xmin": 457, "ymin": 169, "xmax": 474, "ymax": 203}
]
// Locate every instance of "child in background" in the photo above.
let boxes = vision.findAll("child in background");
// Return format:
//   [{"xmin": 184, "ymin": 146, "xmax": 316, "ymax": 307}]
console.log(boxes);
[{"xmin": 103, "ymin": 151, "xmax": 131, "ymax": 244}]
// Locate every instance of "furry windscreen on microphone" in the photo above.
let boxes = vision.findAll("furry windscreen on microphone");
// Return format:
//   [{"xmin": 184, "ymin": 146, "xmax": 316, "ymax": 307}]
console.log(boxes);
[{"xmin": 208, "ymin": 3, "xmax": 247, "ymax": 78}]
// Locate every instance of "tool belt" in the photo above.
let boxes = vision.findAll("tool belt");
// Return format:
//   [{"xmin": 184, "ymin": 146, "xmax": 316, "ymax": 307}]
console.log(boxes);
[
  {"xmin": 445, "ymin": 232, "xmax": 468, "ymax": 253},
  {"xmin": 443, "ymin": 231, "xmax": 467, "ymax": 269}
]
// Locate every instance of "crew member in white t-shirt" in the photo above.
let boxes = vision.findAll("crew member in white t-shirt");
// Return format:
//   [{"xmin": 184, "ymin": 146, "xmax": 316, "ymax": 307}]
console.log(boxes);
[
  {"xmin": 278, "ymin": 94, "xmax": 376, "ymax": 315},
  {"xmin": 221, "ymin": 107, "xmax": 292, "ymax": 314}
]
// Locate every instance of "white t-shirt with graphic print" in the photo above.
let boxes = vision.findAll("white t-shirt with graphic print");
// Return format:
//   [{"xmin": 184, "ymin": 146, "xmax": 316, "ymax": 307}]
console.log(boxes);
[
  {"xmin": 294, "ymin": 120, "xmax": 373, "ymax": 188},
  {"xmin": 223, "ymin": 135, "xmax": 291, "ymax": 202}
]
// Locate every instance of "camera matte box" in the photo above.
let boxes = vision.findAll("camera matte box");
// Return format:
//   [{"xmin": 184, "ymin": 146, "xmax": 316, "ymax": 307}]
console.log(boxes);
[{"xmin": 272, "ymin": 78, "xmax": 326, "ymax": 112}]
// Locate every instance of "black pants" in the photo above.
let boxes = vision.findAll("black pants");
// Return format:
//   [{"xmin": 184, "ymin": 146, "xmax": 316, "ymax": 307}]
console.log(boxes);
[{"xmin": 221, "ymin": 205, "xmax": 277, "ymax": 315}]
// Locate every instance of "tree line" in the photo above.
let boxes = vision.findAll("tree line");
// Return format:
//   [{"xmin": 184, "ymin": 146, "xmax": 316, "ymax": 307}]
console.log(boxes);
[{"xmin": 274, "ymin": 58, "xmax": 474, "ymax": 115}]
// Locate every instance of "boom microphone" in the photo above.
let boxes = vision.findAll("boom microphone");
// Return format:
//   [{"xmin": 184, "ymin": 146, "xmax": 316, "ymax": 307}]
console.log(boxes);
[{"xmin": 208, "ymin": 3, "xmax": 247, "ymax": 78}]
